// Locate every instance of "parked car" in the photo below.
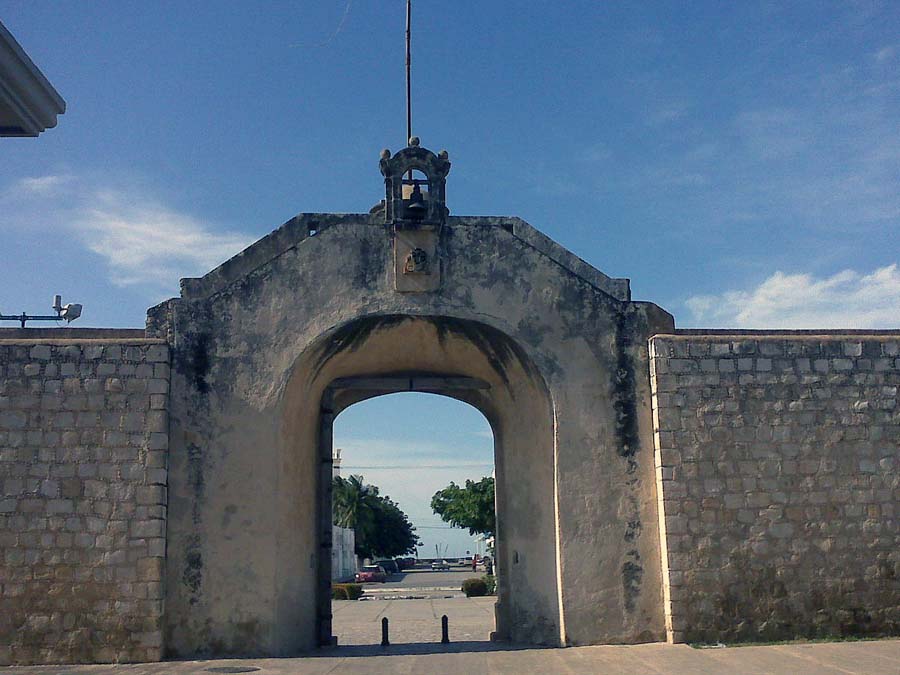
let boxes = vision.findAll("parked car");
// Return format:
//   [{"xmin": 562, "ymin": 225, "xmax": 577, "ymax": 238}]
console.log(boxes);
[
  {"xmin": 431, "ymin": 559, "xmax": 451, "ymax": 571},
  {"xmin": 355, "ymin": 565, "xmax": 387, "ymax": 583},
  {"xmin": 374, "ymin": 559, "xmax": 399, "ymax": 575}
]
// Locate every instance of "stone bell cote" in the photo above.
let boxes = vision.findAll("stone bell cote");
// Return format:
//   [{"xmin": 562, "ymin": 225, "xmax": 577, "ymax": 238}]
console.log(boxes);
[{"xmin": 379, "ymin": 137, "xmax": 451, "ymax": 225}]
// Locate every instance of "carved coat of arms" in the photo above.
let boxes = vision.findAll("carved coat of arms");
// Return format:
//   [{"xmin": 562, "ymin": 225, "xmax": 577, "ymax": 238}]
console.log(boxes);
[{"xmin": 403, "ymin": 247, "xmax": 430, "ymax": 274}]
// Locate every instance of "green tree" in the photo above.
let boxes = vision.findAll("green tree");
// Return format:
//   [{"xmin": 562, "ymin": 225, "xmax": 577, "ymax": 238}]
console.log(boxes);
[
  {"xmin": 430, "ymin": 476, "xmax": 495, "ymax": 538},
  {"xmin": 333, "ymin": 474, "xmax": 419, "ymax": 559},
  {"xmin": 368, "ymin": 494, "xmax": 419, "ymax": 559}
]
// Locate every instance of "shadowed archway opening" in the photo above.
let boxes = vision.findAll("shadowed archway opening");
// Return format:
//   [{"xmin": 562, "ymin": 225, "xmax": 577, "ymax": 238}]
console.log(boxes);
[{"xmin": 278, "ymin": 314, "xmax": 563, "ymax": 651}]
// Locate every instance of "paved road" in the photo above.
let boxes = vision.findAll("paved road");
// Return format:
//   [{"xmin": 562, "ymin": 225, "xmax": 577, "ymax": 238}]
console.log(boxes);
[
  {"xmin": 6, "ymin": 639, "xmax": 899, "ymax": 674},
  {"xmin": 374, "ymin": 568, "xmax": 475, "ymax": 590}
]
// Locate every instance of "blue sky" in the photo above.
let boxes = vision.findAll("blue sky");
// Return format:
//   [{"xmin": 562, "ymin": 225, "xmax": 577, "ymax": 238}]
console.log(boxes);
[{"xmin": 3, "ymin": 2, "xmax": 898, "ymax": 553}]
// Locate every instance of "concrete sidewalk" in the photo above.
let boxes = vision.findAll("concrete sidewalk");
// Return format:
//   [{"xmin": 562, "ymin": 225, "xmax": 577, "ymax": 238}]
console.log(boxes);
[
  {"xmin": 6, "ymin": 600, "xmax": 899, "ymax": 674},
  {"xmin": 4, "ymin": 640, "xmax": 899, "ymax": 675}
]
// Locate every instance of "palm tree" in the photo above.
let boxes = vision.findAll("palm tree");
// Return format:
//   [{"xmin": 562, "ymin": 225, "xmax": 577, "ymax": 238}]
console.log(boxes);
[{"xmin": 332, "ymin": 474, "xmax": 377, "ymax": 528}]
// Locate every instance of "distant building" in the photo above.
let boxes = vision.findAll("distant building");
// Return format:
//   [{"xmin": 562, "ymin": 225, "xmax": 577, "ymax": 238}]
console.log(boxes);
[
  {"xmin": 0, "ymin": 20, "xmax": 65, "ymax": 136},
  {"xmin": 331, "ymin": 448, "xmax": 357, "ymax": 580}
]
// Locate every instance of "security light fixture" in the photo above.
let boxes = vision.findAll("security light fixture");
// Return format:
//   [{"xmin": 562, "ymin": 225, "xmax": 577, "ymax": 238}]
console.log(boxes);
[
  {"xmin": 0, "ymin": 294, "xmax": 84, "ymax": 327},
  {"xmin": 60, "ymin": 303, "xmax": 82, "ymax": 322}
]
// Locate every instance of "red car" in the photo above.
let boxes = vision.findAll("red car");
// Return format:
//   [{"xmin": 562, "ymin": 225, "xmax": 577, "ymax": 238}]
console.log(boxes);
[{"xmin": 355, "ymin": 565, "xmax": 387, "ymax": 583}]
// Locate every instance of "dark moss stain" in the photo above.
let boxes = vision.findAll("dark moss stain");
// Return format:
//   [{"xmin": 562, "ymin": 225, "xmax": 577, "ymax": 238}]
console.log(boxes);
[
  {"xmin": 175, "ymin": 332, "xmax": 212, "ymax": 394},
  {"xmin": 183, "ymin": 534, "xmax": 203, "ymax": 602},
  {"xmin": 516, "ymin": 316, "xmax": 552, "ymax": 347},
  {"xmin": 313, "ymin": 314, "xmax": 540, "ymax": 387},
  {"xmin": 624, "ymin": 519, "xmax": 642, "ymax": 543},
  {"xmin": 480, "ymin": 256, "xmax": 523, "ymax": 292},
  {"xmin": 556, "ymin": 281, "xmax": 591, "ymax": 334},
  {"xmin": 313, "ymin": 315, "xmax": 408, "ymax": 374},
  {"xmin": 183, "ymin": 442, "xmax": 206, "ymax": 604},
  {"xmin": 682, "ymin": 551, "xmax": 900, "ymax": 643},
  {"xmin": 355, "ymin": 236, "xmax": 379, "ymax": 290},
  {"xmin": 613, "ymin": 310, "xmax": 640, "ymax": 474},
  {"xmin": 231, "ymin": 269, "xmax": 267, "ymax": 305},
  {"xmin": 622, "ymin": 550, "xmax": 643, "ymax": 612},
  {"xmin": 187, "ymin": 442, "xmax": 205, "ymax": 524},
  {"xmin": 450, "ymin": 285, "xmax": 476, "ymax": 310},
  {"xmin": 685, "ymin": 550, "xmax": 900, "ymax": 642},
  {"xmin": 431, "ymin": 315, "xmax": 539, "ymax": 387}
]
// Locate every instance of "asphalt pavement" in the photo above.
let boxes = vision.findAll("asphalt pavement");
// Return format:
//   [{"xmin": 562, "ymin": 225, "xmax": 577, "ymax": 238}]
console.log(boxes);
[{"xmin": 364, "ymin": 568, "xmax": 475, "ymax": 593}]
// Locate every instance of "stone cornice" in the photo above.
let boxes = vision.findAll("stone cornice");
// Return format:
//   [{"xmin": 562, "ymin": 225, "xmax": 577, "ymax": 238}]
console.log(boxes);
[{"xmin": 0, "ymin": 20, "xmax": 65, "ymax": 136}]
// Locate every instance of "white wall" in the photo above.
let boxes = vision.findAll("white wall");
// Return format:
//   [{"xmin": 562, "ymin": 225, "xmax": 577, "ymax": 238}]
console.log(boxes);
[{"xmin": 331, "ymin": 526, "xmax": 357, "ymax": 581}]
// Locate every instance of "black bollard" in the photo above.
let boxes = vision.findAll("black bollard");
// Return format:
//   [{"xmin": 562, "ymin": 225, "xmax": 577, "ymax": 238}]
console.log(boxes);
[
  {"xmin": 441, "ymin": 614, "xmax": 449, "ymax": 644},
  {"xmin": 381, "ymin": 616, "xmax": 390, "ymax": 647}
]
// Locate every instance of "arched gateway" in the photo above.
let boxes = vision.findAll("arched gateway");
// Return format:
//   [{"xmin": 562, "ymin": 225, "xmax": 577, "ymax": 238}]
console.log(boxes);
[{"xmin": 150, "ymin": 140, "xmax": 674, "ymax": 657}]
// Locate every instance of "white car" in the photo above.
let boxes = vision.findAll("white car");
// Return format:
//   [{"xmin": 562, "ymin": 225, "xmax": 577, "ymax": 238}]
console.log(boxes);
[{"xmin": 430, "ymin": 559, "xmax": 451, "ymax": 571}]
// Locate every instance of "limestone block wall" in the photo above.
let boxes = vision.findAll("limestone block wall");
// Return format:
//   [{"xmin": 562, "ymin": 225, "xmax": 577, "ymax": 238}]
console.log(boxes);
[
  {"xmin": 0, "ymin": 333, "xmax": 170, "ymax": 665},
  {"xmin": 650, "ymin": 332, "xmax": 900, "ymax": 644}
]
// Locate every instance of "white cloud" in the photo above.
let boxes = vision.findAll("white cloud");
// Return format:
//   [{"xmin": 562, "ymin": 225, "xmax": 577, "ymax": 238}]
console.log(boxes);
[
  {"xmin": 74, "ymin": 192, "xmax": 253, "ymax": 287},
  {"xmin": 3, "ymin": 174, "xmax": 253, "ymax": 291},
  {"xmin": 875, "ymin": 45, "xmax": 895, "ymax": 63},
  {"xmin": 685, "ymin": 264, "xmax": 900, "ymax": 329},
  {"xmin": 16, "ymin": 174, "xmax": 74, "ymax": 195}
]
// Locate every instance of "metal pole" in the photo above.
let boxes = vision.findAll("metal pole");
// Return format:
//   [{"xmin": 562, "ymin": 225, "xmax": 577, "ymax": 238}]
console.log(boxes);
[
  {"xmin": 381, "ymin": 617, "xmax": 390, "ymax": 646},
  {"xmin": 406, "ymin": 0, "xmax": 412, "ymax": 145},
  {"xmin": 0, "ymin": 313, "xmax": 62, "ymax": 328},
  {"xmin": 441, "ymin": 614, "xmax": 449, "ymax": 643}
]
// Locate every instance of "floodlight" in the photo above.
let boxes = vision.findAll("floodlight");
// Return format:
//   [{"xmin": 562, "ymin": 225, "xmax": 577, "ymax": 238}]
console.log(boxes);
[{"xmin": 60, "ymin": 303, "xmax": 82, "ymax": 322}]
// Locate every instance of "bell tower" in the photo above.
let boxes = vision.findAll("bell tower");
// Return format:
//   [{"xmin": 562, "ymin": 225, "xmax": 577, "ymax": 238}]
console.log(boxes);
[
  {"xmin": 380, "ymin": 136, "xmax": 450, "ymax": 292},
  {"xmin": 379, "ymin": 136, "xmax": 450, "ymax": 225}
]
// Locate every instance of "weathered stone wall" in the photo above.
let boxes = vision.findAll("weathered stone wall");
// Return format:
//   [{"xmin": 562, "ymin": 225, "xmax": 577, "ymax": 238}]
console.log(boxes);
[
  {"xmin": 152, "ymin": 212, "xmax": 674, "ymax": 656},
  {"xmin": 650, "ymin": 332, "xmax": 900, "ymax": 644},
  {"xmin": 0, "ymin": 332, "xmax": 170, "ymax": 665}
]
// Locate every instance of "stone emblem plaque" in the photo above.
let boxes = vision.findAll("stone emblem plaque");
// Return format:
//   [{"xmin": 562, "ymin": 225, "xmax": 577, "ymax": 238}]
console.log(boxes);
[{"xmin": 393, "ymin": 225, "xmax": 440, "ymax": 292}]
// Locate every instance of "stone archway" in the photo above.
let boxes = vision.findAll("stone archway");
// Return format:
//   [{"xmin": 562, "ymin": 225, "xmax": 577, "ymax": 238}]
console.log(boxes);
[
  {"xmin": 155, "ymin": 141, "xmax": 674, "ymax": 658},
  {"xmin": 284, "ymin": 315, "xmax": 560, "ymax": 647}
]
